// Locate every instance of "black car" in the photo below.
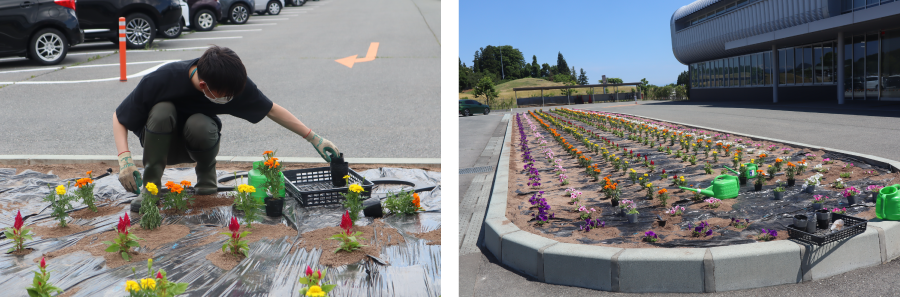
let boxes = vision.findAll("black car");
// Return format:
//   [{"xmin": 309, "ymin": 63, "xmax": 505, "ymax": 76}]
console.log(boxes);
[
  {"xmin": 0, "ymin": 0, "xmax": 84, "ymax": 65},
  {"xmin": 76, "ymin": 0, "xmax": 181, "ymax": 49}
]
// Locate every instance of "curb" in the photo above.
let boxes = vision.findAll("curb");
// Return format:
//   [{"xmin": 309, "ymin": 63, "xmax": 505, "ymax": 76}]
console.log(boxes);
[
  {"xmin": 0, "ymin": 155, "xmax": 441, "ymax": 166},
  {"xmin": 482, "ymin": 112, "xmax": 900, "ymax": 293}
]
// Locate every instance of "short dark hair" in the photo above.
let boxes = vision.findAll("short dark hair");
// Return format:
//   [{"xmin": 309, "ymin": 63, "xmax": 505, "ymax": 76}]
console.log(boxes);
[{"xmin": 197, "ymin": 45, "xmax": 247, "ymax": 97}]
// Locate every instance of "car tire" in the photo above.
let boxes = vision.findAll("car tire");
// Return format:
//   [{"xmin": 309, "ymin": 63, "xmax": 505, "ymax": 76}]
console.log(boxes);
[
  {"xmin": 228, "ymin": 4, "xmax": 249, "ymax": 24},
  {"xmin": 291, "ymin": 0, "xmax": 305, "ymax": 6},
  {"xmin": 161, "ymin": 18, "xmax": 184, "ymax": 38},
  {"xmin": 28, "ymin": 28, "xmax": 68, "ymax": 65},
  {"xmin": 124, "ymin": 13, "xmax": 156, "ymax": 49},
  {"xmin": 194, "ymin": 9, "xmax": 217, "ymax": 31},
  {"xmin": 266, "ymin": 1, "xmax": 282, "ymax": 15},
  {"xmin": 483, "ymin": 107, "xmax": 490, "ymax": 115},
  {"xmin": 463, "ymin": 109, "xmax": 471, "ymax": 117}
]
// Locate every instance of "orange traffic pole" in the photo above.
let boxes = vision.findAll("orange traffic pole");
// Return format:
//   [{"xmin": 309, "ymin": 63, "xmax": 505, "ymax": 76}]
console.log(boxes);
[{"xmin": 119, "ymin": 17, "xmax": 126, "ymax": 81}]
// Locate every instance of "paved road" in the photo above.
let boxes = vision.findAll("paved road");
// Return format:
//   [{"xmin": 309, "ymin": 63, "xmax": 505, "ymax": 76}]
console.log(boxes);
[
  {"xmin": 0, "ymin": 0, "xmax": 440, "ymax": 159},
  {"xmin": 460, "ymin": 100, "xmax": 900, "ymax": 296}
]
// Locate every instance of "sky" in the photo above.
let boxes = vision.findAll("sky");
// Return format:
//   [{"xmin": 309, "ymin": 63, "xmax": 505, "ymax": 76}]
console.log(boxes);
[{"xmin": 460, "ymin": 0, "xmax": 691, "ymax": 86}]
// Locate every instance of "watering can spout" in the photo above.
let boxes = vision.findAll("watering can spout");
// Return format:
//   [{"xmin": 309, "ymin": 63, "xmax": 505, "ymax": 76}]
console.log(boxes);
[
  {"xmin": 723, "ymin": 166, "xmax": 740, "ymax": 175},
  {"xmin": 679, "ymin": 186, "xmax": 714, "ymax": 197}
]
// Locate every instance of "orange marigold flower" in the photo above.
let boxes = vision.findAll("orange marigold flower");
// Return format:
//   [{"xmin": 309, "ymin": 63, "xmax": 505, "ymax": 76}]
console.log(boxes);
[
  {"xmin": 165, "ymin": 181, "xmax": 176, "ymax": 190},
  {"xmin": 787, "ymin": 162, "xmax": 796, "ymax": 167},
  {"xmin": 180, "ymin": 180, "xmax": 192, "ymax": 187},
  {"xmin": 658, "ymin": 188, "xmax": 668, "ymax": 195},
  {"xmin": 775, "ymin": 158, "xmax": 783, "ymax": 163},
  {"xmin": 263, "ymin": 150, "xmax": 273, "ymax": 155},
  {"xmin": 171, "ymin": 184, "xmax": 183, "ymax": 194},
  {"xmin": 86, "ymin": 171, "xmax": 92, "ymax": 176},
  {"xmin": 412, "ymin": 193, "xmax": 421, "ymax": 209},
  {"xmin": 756, "ymin": 170, "xmax": 764, "ymax": 174}
]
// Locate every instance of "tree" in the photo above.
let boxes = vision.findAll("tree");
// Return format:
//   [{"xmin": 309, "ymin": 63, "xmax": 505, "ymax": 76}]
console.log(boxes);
[
  {"xmin": 552, "ymin": 74, "xmax": 574, "ymax": 84},
  {"xmin": 472, "ymin": 45, "xmax": 527, "ymax": 81},
  {"xmin": 549, "ymin": 65, "xmax": 558, "ymax": 77},
  {"xmin": 540, "ymin": 63, "xmax": 551, "ymax": 78},
  {"xmin": 556, "ymin": 52, "xmax": 569, "ymax": 75},
  {"xmin": 577, "ymin": 68, "xmax": 588, "ymax": 85},
  {"xmin": 472, "ymin": 76, "xmax": 499, "ymax": 106},
  {"xmin": 606, "ymin": 77, "xmax": 623, "ymax": 93},
  {"xmin": 636, "ymin": 78, "xmax": 649, "ymax": 98},
  {"xmin": 531, "ymin": 55, "xmax": 539, "ymax": 77},
  {"xmin": 459, "ymin": 58, "xmax": 469, "ymax": 92},
  {"xmin": 570, "ymin": 66, "xmax": 576, "ymax": 82},
  {"xmin": 676, "ymin": 70, "xmax": 690, "ymax": 100}
]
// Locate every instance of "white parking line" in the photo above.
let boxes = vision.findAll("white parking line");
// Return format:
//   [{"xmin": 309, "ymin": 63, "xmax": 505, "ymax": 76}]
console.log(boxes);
[
  {"xmin": 253, "ymin": 18, "xmax": 289, "ymax": 20},
  {"xmin": 193, "ymin": 29, "xmax": 262, "ymax": 33},
  {"xmin": 65, "ymin": 46, "xmax": 212, "ymax": 56},
  {"xmin": 0, "ymin": 61, "xmax": 176, "ymax": 84},
  {"xmin": 225, "ymin": 23, "xmax": 277, "ymax": 26},
  {"xmin": 0, "ymin": 60, "xmax": 179, "ymax": 74},
  {"xmin": 158, "ymin": 36, "xmax": 242, "ymax": 42}
]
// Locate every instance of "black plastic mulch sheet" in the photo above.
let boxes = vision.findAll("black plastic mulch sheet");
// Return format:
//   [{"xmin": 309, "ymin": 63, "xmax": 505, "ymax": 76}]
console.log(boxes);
[
  {"xmin": 0, "ymin": 167, "xmax": 441, "ymax": 296},
  {"xmin": 526, "ymin": 111, "xmax": 893, "ymax": 248}
]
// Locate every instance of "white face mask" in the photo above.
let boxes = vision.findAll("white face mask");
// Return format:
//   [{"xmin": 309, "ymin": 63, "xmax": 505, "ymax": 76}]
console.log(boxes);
[{"xmin": 204, "ymin": 83, "xmax": 233, "ymax": 104}]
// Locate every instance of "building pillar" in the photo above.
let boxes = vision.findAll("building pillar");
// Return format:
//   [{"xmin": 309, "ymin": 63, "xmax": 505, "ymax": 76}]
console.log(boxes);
[
  {"xmin": 772, "ymin": 44, "xmax": 779, "ymax": 103},
  {"xmin": 837, "ymin": 31, "xmax": 845, "ymax": 104},
  {"xmin": 541, "ymin": 89, "xmax": 544, "ymax": 107}
]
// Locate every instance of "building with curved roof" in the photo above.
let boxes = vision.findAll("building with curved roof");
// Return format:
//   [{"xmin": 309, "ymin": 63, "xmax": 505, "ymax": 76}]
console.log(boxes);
[{"xmin": 670, "ymin": 0, "xmax": 900, "ymax": 102}]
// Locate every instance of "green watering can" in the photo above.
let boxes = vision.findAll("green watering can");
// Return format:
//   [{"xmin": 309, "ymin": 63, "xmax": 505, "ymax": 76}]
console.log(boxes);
[
  {"xmin": 247, "ymin": 160, "xmax": 286, "ymax": 204},
  {"xmin": 876, "ymin": 184, "xmax": 900, "ymax": 220},
  {"xmin": 742, "ymin": 163, "xmax": 758, "ymax": 178},
  {"xmin": 678, "ymin": 173, "xmax": 740, "ymax": 199}
]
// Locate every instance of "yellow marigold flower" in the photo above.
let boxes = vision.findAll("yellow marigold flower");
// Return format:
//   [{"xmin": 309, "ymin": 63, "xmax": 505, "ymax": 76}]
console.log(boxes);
[
  {"xmin": 145, "ymin": 183, "xmax": 158, "ymax": 195},
  {"xmin": 55, "ymin": 185, "xmax": 66, "ymax": 195},
  {"xmin": 306, "ymin": 285, "xmax": 325, "ymax": 297},
  {"xmin": 238, "ymin": 184, "xmax": 256, "ymax": 194},
  {"xmin": 141, "ymin": 278, "xmax": 156, "ymax": 290},
  {"xmin": 348, "ymin": 184, "xmax": 364, "ymax": 193},
  {"xmin": 343, "ymin": 175, "xmax": 350, "ymax": 180},
  {"xmin": 125, "ymin": 280, "xmax": 140, "ymax": 292},
  {"xmin": 644, "ymin": 174, "xmax": 648, "ymax": 177},
  {"xmin": 647, "ymin": 183, "xmax": 653, "ymax": 187}
]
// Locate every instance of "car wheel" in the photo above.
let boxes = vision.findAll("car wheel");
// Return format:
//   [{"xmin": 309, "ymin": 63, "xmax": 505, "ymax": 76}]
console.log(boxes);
[
  {"xmin": 124, "ymin": 13, "xmax": 156, "ymax": 49},
  {"xmin": 483, "ymin": 107, "xmax": 490, "ymax": 115},
  {"xmin": 228, "ymin": 4, "xmax": 249, "ymax": 24},
  {"xmin": 161, "ymin": 18, "xmax": 184, "ymax": 38},
  {"xmin": 267, "ymin": 1, "xmax": 282, "ymax": 15},
  {"xmin": 28, "ymin": 28, "xmax": 68, "ymax": 65},
  {"xmin": 463, "ymin": 109, "xmax": 471, "ymax": 117},
  {"xmin": 292, "ymin": 0, "xmax": 305, "ymax": 6},
  {"xmin": 194, "ymin": 9, "xmax": 217, "ymax": 30}
]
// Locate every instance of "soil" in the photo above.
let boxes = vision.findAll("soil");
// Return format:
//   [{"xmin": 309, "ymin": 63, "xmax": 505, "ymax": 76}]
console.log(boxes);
[
  {"xmin": 415, "ymin": 228, "xmax": 441, "ymax": 245},
  {"xmin": 8, "ymin": 248, "xmax": 35, "ymax": 256},
  {"xmin": 205, "ymin": 250, "xmax": 245, "ymax": 271},
  {"xmin": 58, "ymin": 287, "xmax": 80, "ymax": 297},
  {"xmin": 70, "ymin": 205, "xmax": 127, "ymax": 220},
  {"xmin": 291, "ymin": 219, "xmax": 405, "ymax": 267},
  {"xmin": 507, "ymin": 110, "xmax": 899, "ymax": 249},
  {"xmin": 31, "ymin": 224, "xmax": 94, "ymax": 238},
  {"xmin": 160, "ymin": 193, "xmax": 235, "ymax": 215},
  {"xmin": 193, "ymin": 223, "xmax": 299, "ymax": 249},
  {"xmin": 1, "ymin": 162, "xmax": 440, "ymax": 180},
  {"xmin": 36, "ymin": 225, "xmax": 189, "ymax": 269}
]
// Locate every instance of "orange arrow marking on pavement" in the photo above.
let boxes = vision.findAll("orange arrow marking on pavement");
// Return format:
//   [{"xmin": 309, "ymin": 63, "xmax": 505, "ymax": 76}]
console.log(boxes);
[{"xmin": 335, "ymin": 42, "xmax": 379, "ymax": 68}]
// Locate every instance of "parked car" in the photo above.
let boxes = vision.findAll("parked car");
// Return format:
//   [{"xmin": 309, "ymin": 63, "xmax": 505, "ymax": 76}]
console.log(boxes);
[
  {"xmin": 220, "ymin": 0, "xmax": 254, "ymax": 24},
  {"xmin": 286, "ymin": 0, "xmax": 305, "ymax": 6},
  {"xmin": 0, "ymin": 0, "xmax": 84, "ymax": 65},
  {"xmin": 184, "ymin": 0, "xmax": 222, "ymax": 31},
  {"xmin": 459, "ymin": 99, "xmax": 490, "ymax": 116},
  {"xmin": 253, "ymin": 0, "xmax": 284, "ymax": 15},
  {"xmin": 76, "ymin": 0, "xmax": 181, "ymax": 49},
  {"xmin": 160, "ymin": 0, "xmax": 192, "ymax": 38}
]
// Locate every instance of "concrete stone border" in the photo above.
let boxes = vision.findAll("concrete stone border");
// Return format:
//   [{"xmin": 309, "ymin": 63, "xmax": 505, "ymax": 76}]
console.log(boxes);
[
  {"xmin": 0, "ymin": 155, "xmax": 440, "ymax": 166},
  {"xmin": 483, "ymin": 112, "xmax": 900, "ymax": 293}
]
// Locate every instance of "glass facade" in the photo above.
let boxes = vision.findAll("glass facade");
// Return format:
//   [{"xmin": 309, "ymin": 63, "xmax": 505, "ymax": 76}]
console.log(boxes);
[
  {"xmin": 775, "ymin": 41, "xmax": 836, "ymax": 87},
  {"xmin": 690, "ymin": 50, "xmax": 774, "ymax": 88},
  {"xmin": 842, "ymin": 0, "xmax": 896, "ymax": 13}
]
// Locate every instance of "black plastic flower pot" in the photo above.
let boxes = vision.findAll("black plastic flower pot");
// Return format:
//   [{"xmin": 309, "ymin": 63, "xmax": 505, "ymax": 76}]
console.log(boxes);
[
  {"xmin": 774, "ymin": 191, "xmax": 783, "ymax": 200},
  {"xmin": 806, "ymin": 215, "xmax": 818, "ymax": 233},
  {"xmin": 657, "ymin": 219, "xmax": 667, "ymax": 227},
  {"xmin": 847, "ymin": 195, "xmax": 858, "ymax": 206},
  {"xmin": 811, "ymin": 203, "xmax": 823, "ymax": 210},
  {"xmin": 816, "ymin": 209, "xmax": 830, "ymax": 229},
  {"xmin": 871, "ymin": 192, "xmax": 879, "ymax": 203},
  {"xmin": 362, "ymin": 199, "xmax": 383, "ymax": 218},
  {"xmin": 264, "ymin": 197, "xmax": 284, "ymax": 217},
  {"xmin": 330, "ymin": 153, "xmax": 349, "ymax": 187},
  {"xmin": 626, "ymin": 213, "xmax": 638, "ymax": 223},
  {"xmin": 806, "ymin": 185, "xmax": 817, "ymax": 193},
  {"xmin": 793, "ymin": 214, "xmax": 808, "ymax": 229},
  {"xmin": 754, "ymin": 183, "xmax": 762, "ymax": 191},
  {"xmin": 610, "ymin": 199, "xmax": 619, "ymax": 207},
  {"xmin": 787, "ymin": 179, "xmax": 795, "ymax": 187},
  {"xmin": 739, "ymin": 176, "xmax": 747, "ymax": 185}
]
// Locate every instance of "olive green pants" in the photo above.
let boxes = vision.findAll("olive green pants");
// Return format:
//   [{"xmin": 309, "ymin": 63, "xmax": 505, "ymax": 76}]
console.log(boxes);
[{"xmin": 141, "ymin": 102, "xmax": 219, "ymax": 165}]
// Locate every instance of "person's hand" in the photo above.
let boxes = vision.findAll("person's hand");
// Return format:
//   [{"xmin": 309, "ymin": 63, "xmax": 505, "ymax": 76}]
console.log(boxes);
[
  {"xmin": 304, "ymin": 131, "xmax": 340, "ymax": 162},
  {"xmin": 117, "ymin": 151, "xmax": 138, "ymax": 192}
]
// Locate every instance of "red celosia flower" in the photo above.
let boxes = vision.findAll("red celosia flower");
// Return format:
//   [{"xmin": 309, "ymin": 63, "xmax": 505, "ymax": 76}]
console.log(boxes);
[
  {"xmin": 340, "ymin": 210, "xmax": 352, "ymax": 235},
  {"xmin": 157, "ymin": 272, "xmax": 163, "ymax": 279},
  {"xmin": 317, "ymin": 270, "xmax": 322, "ymax": 279},
  {"xmin": 124, "ymin": 213, "xmax": 130, "ymax": 227},
  {"xmin": 40, "ymin": 257, "xmax": 46, "ymax": 269},
  {"xmin": 306, "ymin": 266, "xmax": 313, "ymax": 277},
  {"xmin": 229, "ymin": 217, "xmax": 240, "ymax": 233},
  {"xmin": 650, "ymin": 161, "xmax": 655, "ymax": 165},
  {"xmin": 117, "ymin": 216, "xmax": 128, "ymax": 234},
  {"xmin": 14, "ymin": 210, "xmax": 23, "ymax": 230},
  {"xmin": 662, "ymin": 169, "xmax": 666, "ymax": 174}
]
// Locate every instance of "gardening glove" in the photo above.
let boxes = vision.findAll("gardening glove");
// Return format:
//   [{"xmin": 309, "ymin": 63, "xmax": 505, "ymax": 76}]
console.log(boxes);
[
  {"xmin": 304, "ymin": 131, "xmax": 339, "ymax": 163},
  {"xmin": 117, "ymin": 151, "xmax": 139, "ymax": 193}
]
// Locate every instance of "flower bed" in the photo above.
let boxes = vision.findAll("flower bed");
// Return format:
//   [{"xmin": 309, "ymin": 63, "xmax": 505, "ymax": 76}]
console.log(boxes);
[{"xmin": 507, "ymin": 109, "xmax": 898, "ymax": 248}]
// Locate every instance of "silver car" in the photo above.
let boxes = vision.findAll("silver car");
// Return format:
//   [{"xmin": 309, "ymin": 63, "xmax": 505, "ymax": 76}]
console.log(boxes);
[{"xmin": 254, "ymin": 0, "xmax": 284, "ymax": 15}]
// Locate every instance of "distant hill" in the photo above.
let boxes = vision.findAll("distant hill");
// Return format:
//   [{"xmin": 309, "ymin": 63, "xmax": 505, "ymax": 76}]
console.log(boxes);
[{"xmin": 459, "ymin": 78, "xmax": 634, "ymax": 101}]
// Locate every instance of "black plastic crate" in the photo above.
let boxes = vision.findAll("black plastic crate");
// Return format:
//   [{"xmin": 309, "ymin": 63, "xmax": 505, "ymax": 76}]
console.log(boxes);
[
  {"xmin": 283, "ymin": 167, "xmax": 373, "ymax": 207},
  {"xmin": 786, "ymin": 213, "xmax": 867, "ymax": 246}
]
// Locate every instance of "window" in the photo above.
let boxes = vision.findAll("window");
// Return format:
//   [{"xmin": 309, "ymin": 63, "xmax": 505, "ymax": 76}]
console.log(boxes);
[
  {"xmin": 785, "ymin": 48, "xmax": 795, "ymax": 85},
  {"xmin": 796, "ymin": 48, "xmax": 804, "ymax": 84},
  {"xmin": 756, "ymin": 53, "xmax": 764, "ymax": 85},
  {"xmin": 803, "ymin": 46, "xmax": 813, "ymax": 83},
  {"xmin": 743, "ymin": 55, "xmax": 751, "ymax": 86},
  {"xmin": 724, "ymin": 58, "xmax": 730, "ymax": 87},
  {"xmin": 823, "ymin": 44, "xmax": 834, "ymax": 83},
  {"xmin": 814, "ymin": 46, "xmax": 823, "ymax": 83},
  {"xmin": 731, "ymin": 57, "xmax": 738, "ymax": 86},
  {"xmin": 725, "ymin": 3, "xmax": 736, "ymax": 12},
  {"xmin": 764, "ymin": 52, "xmax": 771, "ymax": 85},
  {"xmin": 779, "ymin": 49, "xmax": 786, "ymax": 85}
]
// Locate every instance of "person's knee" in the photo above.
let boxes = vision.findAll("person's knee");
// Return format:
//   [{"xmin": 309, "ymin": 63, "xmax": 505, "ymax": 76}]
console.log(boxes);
[
  {"xmin": 183, "ymin": 114, "xmax": 219, "ymax": 150},
  {"xmin": 147, "ymin": 102, "xmax": 176, "ymax": 133}
]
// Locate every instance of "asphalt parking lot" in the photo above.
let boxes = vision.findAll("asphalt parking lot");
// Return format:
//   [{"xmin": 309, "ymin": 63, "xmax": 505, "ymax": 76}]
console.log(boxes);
[{"xmin": 0, "ymin": 0, "xmax": 440, "ymax": 159}]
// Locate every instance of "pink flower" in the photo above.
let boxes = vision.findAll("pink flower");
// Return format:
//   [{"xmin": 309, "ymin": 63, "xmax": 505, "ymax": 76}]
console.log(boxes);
[
  {"xmin": 40, "ymin": 257, "xmax": 46, "ymax": 269},
  {"xmin": 306, "ymin": 266, "xmax": 313, "ymax": 277}
]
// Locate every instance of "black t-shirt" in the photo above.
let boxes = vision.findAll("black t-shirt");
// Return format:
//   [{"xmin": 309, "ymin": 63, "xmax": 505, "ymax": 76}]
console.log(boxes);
[{"xmin": 115, "ymin": 58, "xmax": 273, "ymax": 136}]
